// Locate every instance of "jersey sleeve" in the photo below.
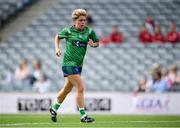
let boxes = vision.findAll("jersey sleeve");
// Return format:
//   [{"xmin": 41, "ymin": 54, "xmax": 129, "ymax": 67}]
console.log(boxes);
[
  {"xmin": 58, "ymin": 27, "xmax": 69, "ymax": 39},
  {"xmin": 89, "ymin": 30, "xmax": 99, "ymax": 43}
]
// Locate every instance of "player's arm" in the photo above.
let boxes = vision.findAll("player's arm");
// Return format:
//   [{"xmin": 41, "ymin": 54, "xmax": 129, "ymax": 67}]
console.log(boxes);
[
  {"xmin": 54, "ymin": 34, "xmax": 62, "ymax": 57},
  {"xmin": 55, "ymin": 27, "xmax": 69, "ymax": 56},
  {"xmin": 88, "ymin": 30, "xmax": 99, "ymax": 48}
]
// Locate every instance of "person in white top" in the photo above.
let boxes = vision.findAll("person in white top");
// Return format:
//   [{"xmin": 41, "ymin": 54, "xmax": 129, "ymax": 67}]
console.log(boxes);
[
  {"xmin": 168, "ymin": 64, "xmax": 180, "ymax": 86},
  {"xmin": 32, "ymin": 60, "xmax": 50, "ymax": 93},
  {"xmin": 15, "ymin": 59, "xmax": 30, "ymax": 81}
]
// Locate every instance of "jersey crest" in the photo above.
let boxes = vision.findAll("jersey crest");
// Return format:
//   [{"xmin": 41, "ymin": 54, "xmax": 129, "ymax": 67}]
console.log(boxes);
[{"xmin": 72, "ymin": 41, "xmax": 87, "ymax": 47}]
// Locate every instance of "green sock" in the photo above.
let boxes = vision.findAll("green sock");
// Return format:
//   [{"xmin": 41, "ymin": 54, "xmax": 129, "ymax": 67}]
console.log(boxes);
[
  {"xmin": 79, "ymin": 108, "xmax": 86, "ymax": 118},
  {"xmin": 52, "ymin": 102, "xmax": 60, "ymax": 111}
]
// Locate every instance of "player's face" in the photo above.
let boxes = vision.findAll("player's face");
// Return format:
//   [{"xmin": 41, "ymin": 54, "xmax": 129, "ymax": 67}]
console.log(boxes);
[{"xmin": 74, "ymin": 16, "xmax": 86, "ymax": 30}]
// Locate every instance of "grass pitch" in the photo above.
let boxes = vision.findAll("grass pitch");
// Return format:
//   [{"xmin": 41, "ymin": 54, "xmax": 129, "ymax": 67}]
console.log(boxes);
[{"xmin": 0, "ymin": 114, "xmax": 179, "ymax": 128}]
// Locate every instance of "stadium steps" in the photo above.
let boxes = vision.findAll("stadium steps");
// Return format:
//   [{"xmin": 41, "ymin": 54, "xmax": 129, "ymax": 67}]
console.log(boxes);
[{"xmin": 1, "ymin": 0, "xmax": 59, "ymax": 41}]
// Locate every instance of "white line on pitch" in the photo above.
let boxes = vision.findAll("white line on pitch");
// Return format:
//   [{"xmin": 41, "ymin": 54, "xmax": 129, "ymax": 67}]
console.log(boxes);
[{"xmin": 0, "ymin": 120, "xmax": 180, "ymax": 126}]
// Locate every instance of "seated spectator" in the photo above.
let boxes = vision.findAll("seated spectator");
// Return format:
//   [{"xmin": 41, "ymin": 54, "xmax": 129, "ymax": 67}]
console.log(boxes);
[
  {"xmin": 161, "ymin": 68, "xmax": 172, "ymax": 90},
  {"xmin": 32, "ymin": 60, "xmax": 43, "ymax": 81},
  {"xmin": 15, "ymin": 59, "xmax": 30, "ymax": 81},
  {"xmin": 99, "ymin": 25, "xmax": 123, "ymax": 46},
  {"xmin": 4, "ymin": 67, "xmax": 14, "ymax": 84},
  {"xmin": 151, "ymin": 63, "xmax": 162, "ymax": 72},
  {"xmin": 168, "ymin": 64, "xmax": 180, "ymax": 86},
  {"xmin": 33, "ymin": 74, "xmax": 51, "ymax": 93},
  {"xmin": 85, "ymin": 9, "xmax": 104, "ymax": 39},
  {"xmin": 137, "ymin": 76, "xmax": 147, "ymax": 92},
  {"xmin": 152, "ymin": 25, "xmax": 165, "ymax": 44},
  {"xmin": 85, "ymin": 9, "xmax": 94, "ymax": 27},
  {"xmin": 146, "ymin": 65, "xmax": 169, "ymax": 93},
  {"xmin": 32, "ymin": 60, "xmax": 50, "ymax": 93},
  {"xmin": 165, "ymin": 22, "xmax": 180, "ymax": 43},
  {"xmin": 0, "ymin": 32, "xmax": 2, "ymax": 41},
  {"xmin": 144, "ymin": 16, "xmax": 155, "ymax": 34},
  {"xmin": 138, "ymin": 24, "xmax": 152, "ymax": 44},
  {"xmin": 0, "ymin": 67, "xmax": 14, "ymax": 84}
]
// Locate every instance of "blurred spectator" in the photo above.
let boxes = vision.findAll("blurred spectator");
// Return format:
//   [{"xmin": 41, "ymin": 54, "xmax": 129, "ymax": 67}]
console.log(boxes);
[
  {"xmin": 4, "ymin": 67, "xmax": 14, "ymax": 84},
  {"xmin": 138, "ymin": 24, "xmax": 152, "ymax": 44},
  {"xmin": 99, "ymin": 25, "xmax": 123, "ymax": 46},
  {"xmin": 32, "ymin": 60, "xmax": 43, "ymax": 81},
  {"xmin": 85, "ymin": 9, "xmax": 94, "ymax": 27},
  {"xmin": 15, "ymin": 59, "xmax": 30, "ymax": 81},
  {"xmin": 85, "ymin": 9, "xmax": 104, "ymax": 39},
  {"xmin": 165, "ymin": 22, "xmax": 180, "ymax": 43},
  {"xmin": 151, "ymin": 63, "xmax": 162, "ymax": 72},
  {"xmin": 168, "ymin": 64, "xmax": 180, "ymax": 86},
  {"xmin": 0, "ymin": 32, "xmax": 2, "ymax": 41},
  {"xmin": 0, "ymin": 67, "xmax": 14, "ymax": 84},
  {"xmin": 146, "ymin": 65, "xmax": 169, "ymax": 93},
  {"xmin": 110, "ymin": 25, "xmax": 123, "ymax": 44},
  {"xmin": 33, "ymin": 74, "xmax": 51, "ymax": 93},
  {"xmin": 32, "ymin": 60, "xmax": 50, "ymax": 93},
  {"xmin": 152, "ymin": 25, "xmax": 165, "ymax": 44},
  {"xmin": 137, "ymin": 76, "xmax": 147, "ymax": 92},
  {"xmin": 161, "ymin": 68, "xmax": 172, "ymax": 90},
  {"xmin": 144, "ymin": 16, "xmax": 155, "ymax": 34}
]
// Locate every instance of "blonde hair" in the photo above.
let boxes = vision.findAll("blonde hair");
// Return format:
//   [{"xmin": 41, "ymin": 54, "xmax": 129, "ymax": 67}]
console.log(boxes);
[{"xmin": 72, "ymin": 9, "xmax": 87, "ymax": 21}]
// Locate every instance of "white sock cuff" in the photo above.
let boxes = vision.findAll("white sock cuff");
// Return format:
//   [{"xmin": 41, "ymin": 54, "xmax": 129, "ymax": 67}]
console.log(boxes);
[
  {"xmin": 79, "ymin": 107, "xmax": 85, "ymax": 111},
  {"xmin": 55, "ymin": 101, "xmax": 61, "ymax": 105}
]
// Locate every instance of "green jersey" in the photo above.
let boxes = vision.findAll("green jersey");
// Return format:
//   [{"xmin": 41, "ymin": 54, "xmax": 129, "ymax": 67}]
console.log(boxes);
[{"xmin": 58, "ymin": 26, "xmax": 98, "ymax": 67}]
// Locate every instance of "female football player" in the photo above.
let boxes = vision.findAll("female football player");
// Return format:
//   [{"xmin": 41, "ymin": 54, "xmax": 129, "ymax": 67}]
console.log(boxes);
[{"xmin": 50, "ymin": 8, "xmax": 99, "ymax": 123}]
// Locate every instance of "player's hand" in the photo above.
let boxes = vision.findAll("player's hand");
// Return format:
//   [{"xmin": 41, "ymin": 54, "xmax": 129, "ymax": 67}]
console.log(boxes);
[
  {"xmin": 55, "ymin": 48, "xmax": 62, "ymax": 57},
  {"xmin": 88, "ymin": 39, "xmax": 99, "ymax": 47},
  {"xmin": 88, "ymin": 39, "xmax": 94, "ymax": 47}
]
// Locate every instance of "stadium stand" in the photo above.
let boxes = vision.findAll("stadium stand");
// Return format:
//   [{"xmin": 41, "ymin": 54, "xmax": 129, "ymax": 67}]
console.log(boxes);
[
  {"xmin": 0, "ymin": 0, "xmax": 180, "ymax": 92},
  {"xmin": 0, "ymin": 0, "xmax": 36, "ymax": 28}
]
